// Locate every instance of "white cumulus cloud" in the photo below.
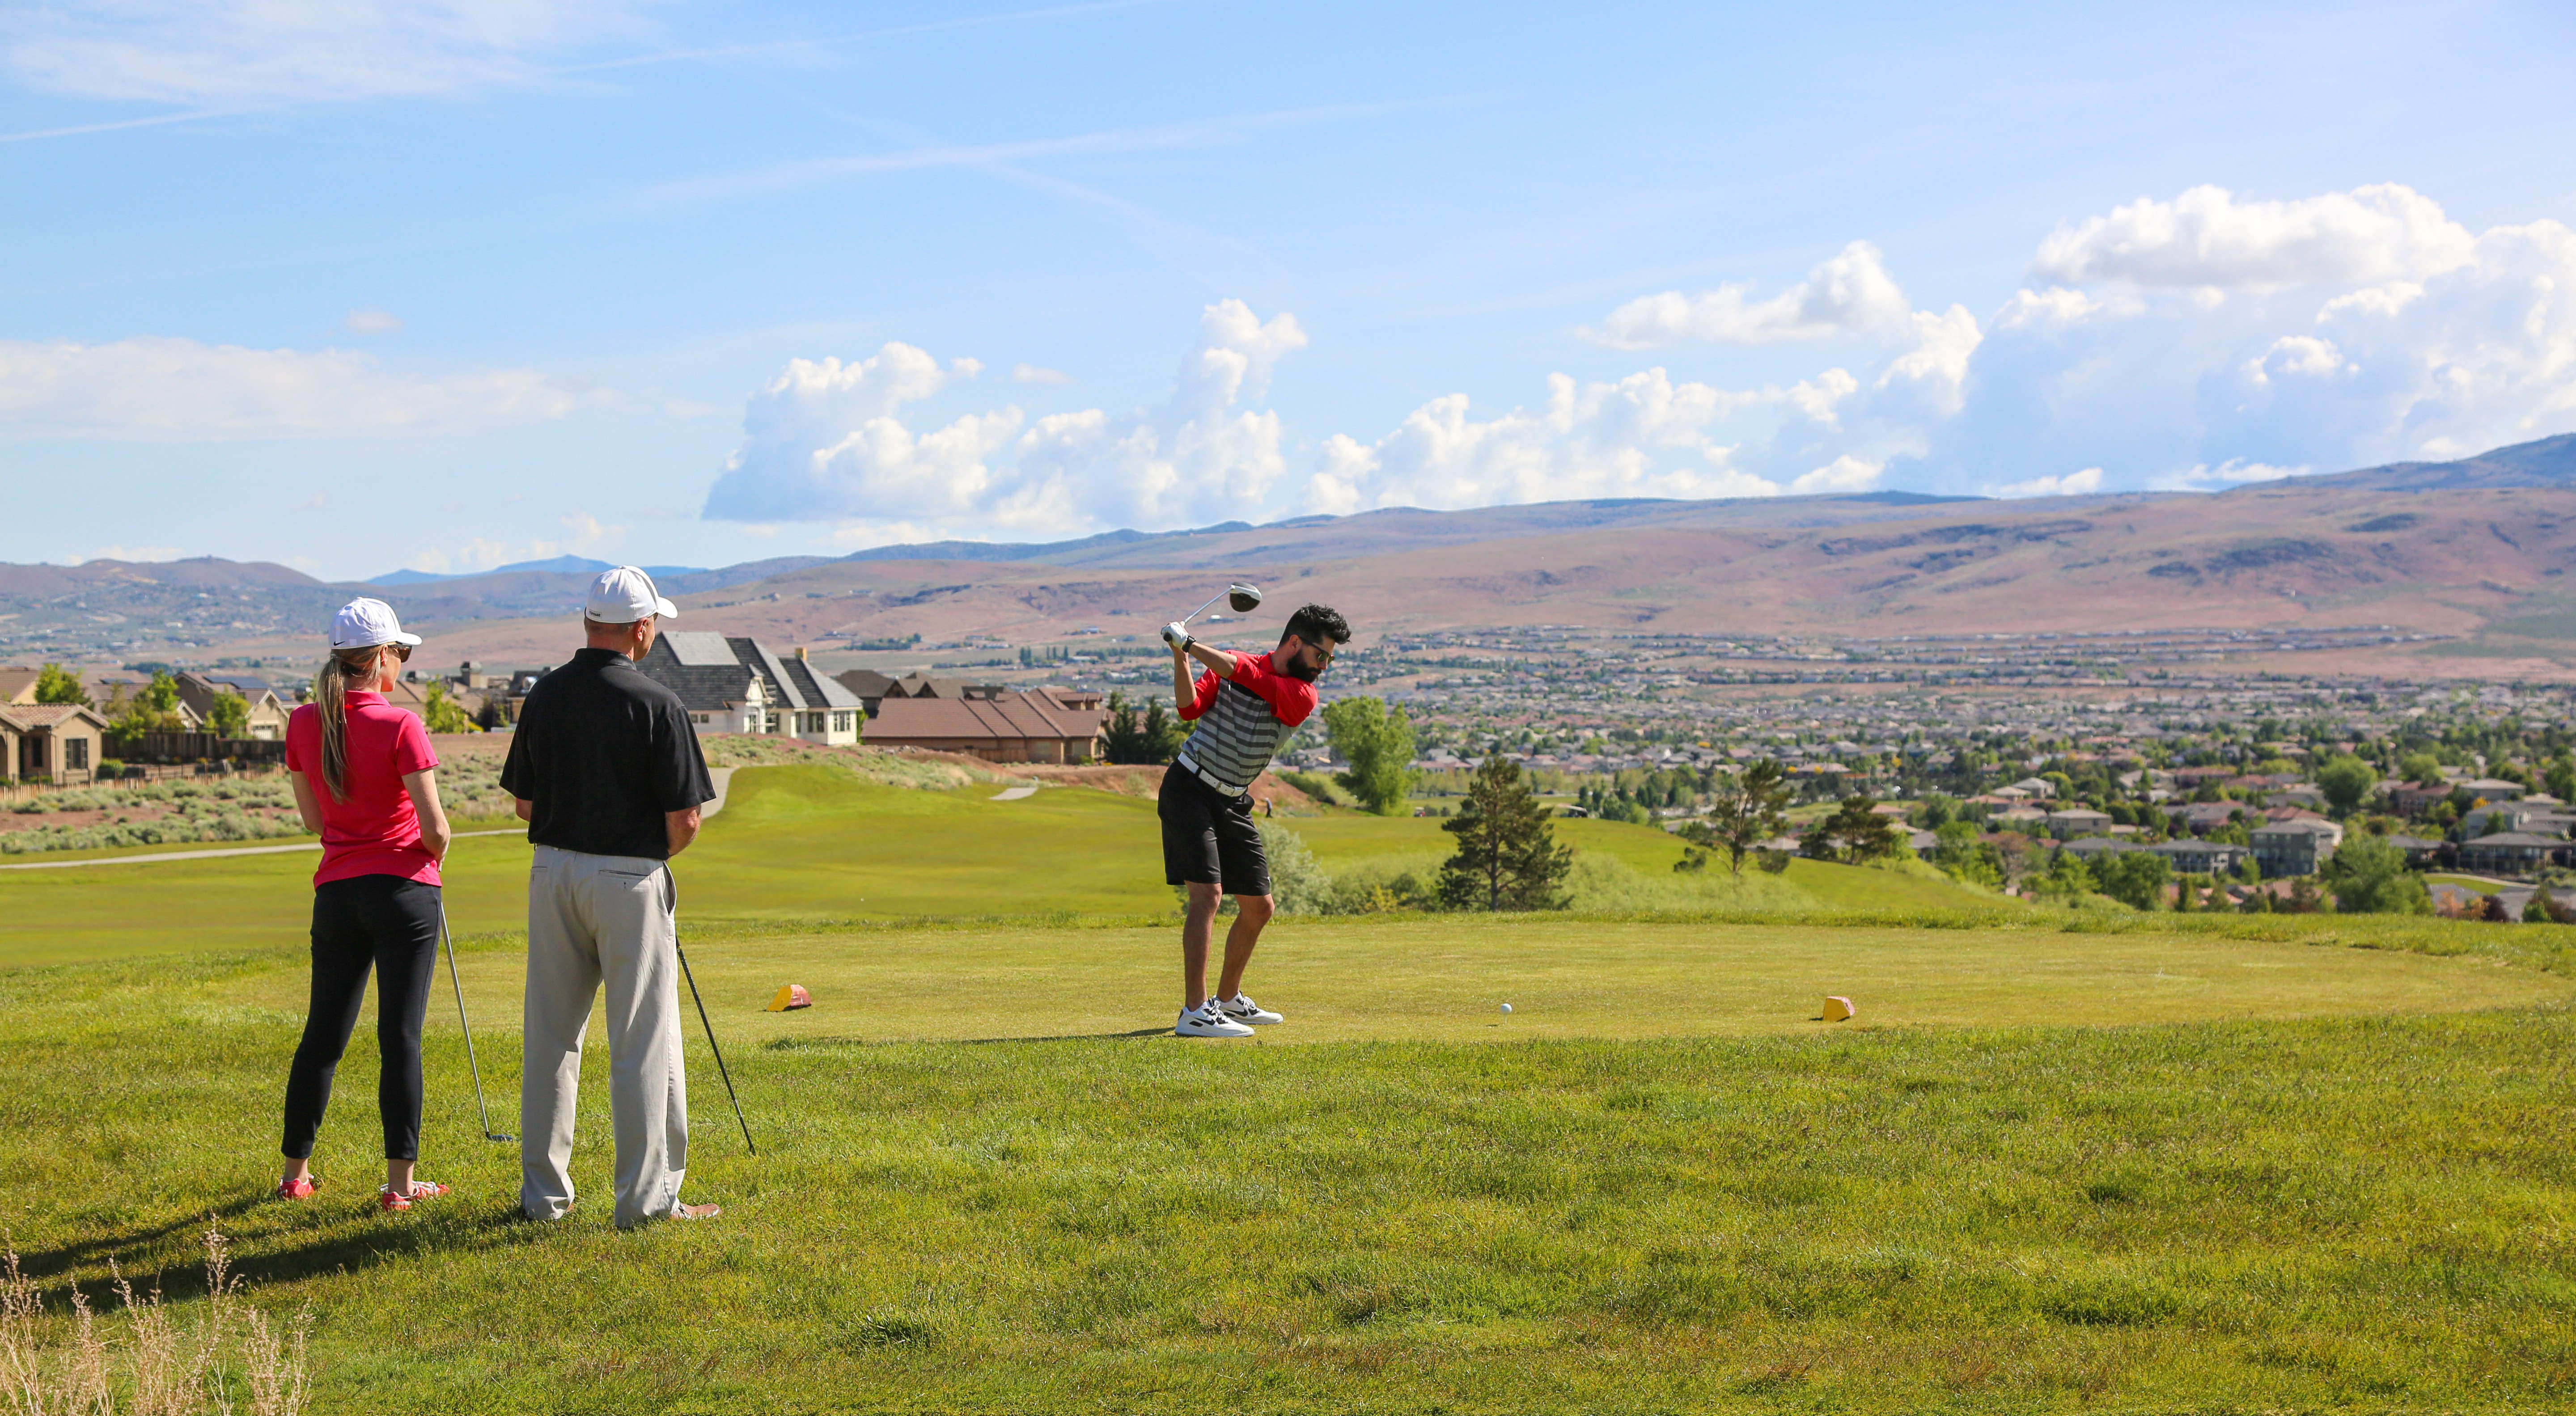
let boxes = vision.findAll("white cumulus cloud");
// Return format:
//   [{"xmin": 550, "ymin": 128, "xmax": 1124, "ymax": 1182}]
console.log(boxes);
[
  {"xmin": 1986, "ymin": 467, "xmax": 2105, "ymax": 499},
  {"xmin": 705, "ymin": 301, "xmax": 1309, "ymax": 537},
  {"xmin": 2030, "ymin": 183, "xmax": 2476, "ymax": 290},
  {"xmin": 1787, "ymin": 456, "xmax": 1884, "ymax": 495},
  {"xmin": 1584, "ymin": 240, "xmax": 1919, "ymax": 349},
  {"xmin": 1311, "ymin": 368, "xmax": 1781, "ymax": 515},
  {"xmin": 0, "ymin": 335, "xmax": 618, "ymax": 439}
]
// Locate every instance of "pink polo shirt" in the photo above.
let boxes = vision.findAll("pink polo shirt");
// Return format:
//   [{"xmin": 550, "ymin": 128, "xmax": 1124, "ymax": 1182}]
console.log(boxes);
[{"xmin": 284, "ymin": 691, "xmax": 441, "ymax": 888}]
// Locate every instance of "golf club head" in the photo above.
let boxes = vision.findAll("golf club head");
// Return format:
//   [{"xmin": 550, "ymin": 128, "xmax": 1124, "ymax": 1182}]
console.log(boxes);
[
  {"xmin": 487, "ymin": 1131, "xmax": 517, "ymax": 1144},
  {"xmin": 1226, "ymin": 582, "xmax": 1263, "ymax": 615}
]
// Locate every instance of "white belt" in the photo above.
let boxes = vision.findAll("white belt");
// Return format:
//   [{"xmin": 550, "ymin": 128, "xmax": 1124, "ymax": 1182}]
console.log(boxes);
[{"xmin": 1174, "ymin": 751, "xmax": 1250, "ymax": 799}]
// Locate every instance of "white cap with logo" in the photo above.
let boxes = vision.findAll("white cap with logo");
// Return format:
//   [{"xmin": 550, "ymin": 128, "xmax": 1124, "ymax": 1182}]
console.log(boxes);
[
  {"xmin": 330, "ymin": 597, "xmax": 423, "ymax": 650},
  {"xmin": 585, "ymin": 566, "xmax": 679, "ymax": 623}
]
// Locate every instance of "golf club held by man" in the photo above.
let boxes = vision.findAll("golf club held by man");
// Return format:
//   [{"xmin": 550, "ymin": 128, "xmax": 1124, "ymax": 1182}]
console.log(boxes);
[{"xmin": 1159, "ymin": 599, "xmax": 1349, "ymax": 1037}]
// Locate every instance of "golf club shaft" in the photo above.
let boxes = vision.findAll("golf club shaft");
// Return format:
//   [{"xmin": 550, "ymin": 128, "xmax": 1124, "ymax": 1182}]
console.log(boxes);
[
  {"xmin": 1178, "ymin": 588, "xmax": 1229, "ymax": 627},
  {"xmin": 438, "ymin": 905, "xmax": 504, "ymax": 1141},
  {"xmin": 675, "ymin": 942, "xmax": 756, "ymax": 1157}
]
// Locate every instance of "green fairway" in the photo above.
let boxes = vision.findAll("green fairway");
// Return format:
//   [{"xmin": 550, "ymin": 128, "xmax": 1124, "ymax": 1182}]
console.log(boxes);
[
  {"xmin": 8, "ymin": 760, "xmax": 2576, "ymax": 1411},
  {"xmin": 3, "ymin": 946, "xmax": 2574, "ymax": 1412}
]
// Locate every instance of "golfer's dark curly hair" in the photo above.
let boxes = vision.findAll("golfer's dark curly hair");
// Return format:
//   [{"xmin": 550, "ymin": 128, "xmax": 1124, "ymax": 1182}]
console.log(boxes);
[{"xmin": 1281, "ymin": 604, "xmax": 1350, "ymax": 647}]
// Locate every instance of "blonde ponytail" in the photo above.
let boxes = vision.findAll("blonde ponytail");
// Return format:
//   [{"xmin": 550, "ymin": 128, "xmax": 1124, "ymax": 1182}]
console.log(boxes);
[{"xmin": 311, "ymin": 647, "xmax": 383, "ymax": 802}]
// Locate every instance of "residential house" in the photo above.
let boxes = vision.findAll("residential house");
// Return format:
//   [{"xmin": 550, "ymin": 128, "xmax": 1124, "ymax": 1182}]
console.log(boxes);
[
  {"xmin": 172, "ymin": 672, "xmax": 290, "ymax": 740},
  {"xmin": 2149, "ymin": 838, "xmax": 2250, "ymax": 876},
  {"xmin": 80, "ymin": 672, "xmax": 203, "ymax": 731},
  {"xmin": 831, "ymin": 668, "xmax": 900, "ymax": 716},
  {"xmin": 2262, "ymin": 784, "xmax": 2326, "ymax": 810},
  {"xmin": 2250, "ymin": 818, "xmax": 2344, "ymax": 878},
  {"xmin": 1991, "ymin": 804, "xmax": 2049, "ymax": 832},
  {"xmin": 2388, "ymin": 782, "xmax": 2455, "ymax": 815},
  {"xmin": 2004, "ymin": 776, "xmax": 2057, "ymax": 799},
  {"xmin": 2461, "ymin": 802, "xmax": 2576, "ymax": 838},
  {"xmin": 1907, "ymin": 828, "xmax": 1940, "ymax": 858},
  {"xmin": 2045, "ymin": 807, "xmax": 2114, "ymax": 840},
  {"xmin": 2453, "ymin": 777, "xmax": 2526, "ymax": 804},
  {"xmin": 0, "ymin": 703, "xmax": 111, "ymax": 784},
  {"xmin": 0, "ymin": 666, "xmax": 42, "ymax": 705},
  {"xmin": 2384, "ymin": 834, "xmax": 2446, "ymax": 868},
  {"xmin": 2167, "ymin": 800, "xmax": 2247, "ymax": 834},
  {"xmin": 2459, "ymin": 832, "xmax": 2563, "ymax": 877},
  {"xmin": 636, "ymin": 633, "xmax": 864, "ymax": 744},
  {"xmin": 2059, "ymin": 835, "xmax": 2137, "ymax": 863},
  {"xmin": 864, "ymin": 688, "xmax": 1107, "ymax": 764}
]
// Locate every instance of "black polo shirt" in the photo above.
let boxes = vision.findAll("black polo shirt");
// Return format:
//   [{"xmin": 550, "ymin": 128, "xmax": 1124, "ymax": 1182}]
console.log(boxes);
[{"xmin": 500, "ymin": 647, "xmax": 715, "ymax": 860}]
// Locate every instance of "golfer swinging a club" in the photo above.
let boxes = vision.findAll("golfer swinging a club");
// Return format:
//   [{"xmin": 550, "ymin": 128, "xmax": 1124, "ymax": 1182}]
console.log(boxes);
[
  {"xmin": 1161, "ymin": 601, "xmax": 1349, "ymax": 1037},
  {"xmin": 504, "ymin": 567, "xmax": 721, "ymax": 1227}
]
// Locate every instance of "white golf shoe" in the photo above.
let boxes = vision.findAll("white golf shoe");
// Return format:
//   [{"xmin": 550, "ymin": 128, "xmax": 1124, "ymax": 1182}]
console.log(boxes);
[
  {"xmin": 1175, "ymin": 1000, "xmax": 1254, "ymax": 1038},
  {"xmin": 1217, "ymin": 992, "xmax": 1283, "ymax": 1026}
]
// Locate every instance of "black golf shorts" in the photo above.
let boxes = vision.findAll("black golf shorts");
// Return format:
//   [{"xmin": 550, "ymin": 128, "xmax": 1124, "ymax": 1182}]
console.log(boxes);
[{"xmin": 1159, "ymin": 761, "xmax": 1271, "ymax": 897}]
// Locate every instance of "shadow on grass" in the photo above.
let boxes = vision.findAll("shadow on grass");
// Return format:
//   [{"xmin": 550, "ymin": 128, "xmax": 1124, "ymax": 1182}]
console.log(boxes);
[
  {"xmin": 20, "ymin": 1190, "xmax": 539, "ymax": 1304},
  {"xmin": 762, "ymin": 1028, "xmax": 1172, "ymax": 1050}
]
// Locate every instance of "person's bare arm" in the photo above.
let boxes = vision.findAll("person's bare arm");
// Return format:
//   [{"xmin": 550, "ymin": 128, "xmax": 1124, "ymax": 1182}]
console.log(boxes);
[
  {"xmin": 402, "ymin": 768, "xmax": 451, "ymax": 862},
  {"xmin": 665, "ymin": 806, "xmax": 702, "ymax": 857},
  {"xmin": 514, "ymin": 797, "xmax": 533, "ymax": 821},
  {"xmin": 1170, "ymin": 641, "xmax": 1195, "ymax": 713},
  {"xmin": 288, "ymin": 770, "xmax": 325, "ymax": 835}
]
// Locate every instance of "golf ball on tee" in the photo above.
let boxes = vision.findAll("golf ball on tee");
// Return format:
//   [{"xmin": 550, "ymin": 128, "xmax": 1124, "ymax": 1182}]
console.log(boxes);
[{"xmin": 1500, "ymin": 1003, "xmax": 1513, "ymax": 1014}]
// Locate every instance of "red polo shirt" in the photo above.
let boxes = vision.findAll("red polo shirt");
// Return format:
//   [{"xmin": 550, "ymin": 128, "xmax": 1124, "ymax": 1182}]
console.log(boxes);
[{"xmin": 284, "ymin": 692, "xmax": 441, "ymax": 887}]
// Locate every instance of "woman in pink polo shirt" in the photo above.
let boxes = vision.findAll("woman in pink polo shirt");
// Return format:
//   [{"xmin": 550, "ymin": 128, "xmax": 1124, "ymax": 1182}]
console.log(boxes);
[{"xmin": 276, "ymin": 598, "xmax": 454, "ymax": 1213}]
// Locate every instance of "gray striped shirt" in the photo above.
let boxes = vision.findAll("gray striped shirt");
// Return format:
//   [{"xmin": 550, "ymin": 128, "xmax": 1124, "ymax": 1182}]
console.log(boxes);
[{"xmin": 1178, "ymin": 658, "xmax": 1309, "ymax": 793}]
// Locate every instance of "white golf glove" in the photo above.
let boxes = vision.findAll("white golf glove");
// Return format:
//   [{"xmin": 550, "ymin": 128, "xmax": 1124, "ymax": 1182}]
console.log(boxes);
[{"xmin": 1161, "ymin": 621, "xmax": 1195, "ymax": 651}]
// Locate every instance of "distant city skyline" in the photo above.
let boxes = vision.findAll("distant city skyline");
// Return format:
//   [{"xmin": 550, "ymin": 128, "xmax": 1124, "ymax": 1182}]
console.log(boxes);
[{"xmin": 2, "ymin": 0, "xmax": 2572, "ymax": 580}]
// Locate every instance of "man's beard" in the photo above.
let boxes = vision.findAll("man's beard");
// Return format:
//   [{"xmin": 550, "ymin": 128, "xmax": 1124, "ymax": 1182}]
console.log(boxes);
[{"xmin": 1282, "ymin": 654, "xmax": 1322, "ymax": 682}]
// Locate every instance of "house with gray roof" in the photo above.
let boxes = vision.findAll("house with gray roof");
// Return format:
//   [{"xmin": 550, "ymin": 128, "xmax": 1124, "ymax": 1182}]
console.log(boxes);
[
  {"xmin": 2459, "ymin": 832, "xmax": 2565, "ymax": 878},
  {"xmin": 2250, "ymin": 817, "xmax": 2343, "ymax": 878},
  {"xmin": 637, "ymin": 633, "xmax": 864, "ymax": 745},
  {"xmin": 2149, "ymin": 837, "xmax": 2249, "ymax": 876}
]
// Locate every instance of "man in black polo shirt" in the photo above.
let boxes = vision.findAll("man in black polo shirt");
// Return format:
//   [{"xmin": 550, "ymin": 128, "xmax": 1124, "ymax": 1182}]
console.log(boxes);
[{"xmin": 502, "ymin": 566, "xmax": 720, "ymax": 1228}]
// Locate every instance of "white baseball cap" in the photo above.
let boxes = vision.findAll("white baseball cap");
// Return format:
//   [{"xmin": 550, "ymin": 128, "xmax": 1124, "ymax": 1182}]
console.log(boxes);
[
  {"xmin": 330, "ymin": 597, "xmax": 423, "ymax": 650},
  {"xmin": 585, "ymin": 566, "xmax": 679, "ymax": 623}
]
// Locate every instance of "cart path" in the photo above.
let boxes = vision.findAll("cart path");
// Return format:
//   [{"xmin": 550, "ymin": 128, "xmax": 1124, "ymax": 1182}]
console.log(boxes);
[
  {"xmin": 989, "ymin": 785, "xmax": 1038, "ymax": 801},
  {"xmin": 4, "ymin": 767, "xmax": 738, "ymax": 872},
  {"xmin": 0, "ymin": 828, "xmax": 525, "ymax": 871}
]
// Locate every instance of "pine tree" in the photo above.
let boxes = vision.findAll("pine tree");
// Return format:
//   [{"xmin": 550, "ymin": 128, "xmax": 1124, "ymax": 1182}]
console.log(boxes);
[
  {"xmin": 1820, "ymin": 795, "xmax": 1903, "ymax": 864},
  {"xmin": 1704, "ymin": 759, "xmax": 1792, "ymax": 873},
  {"xmin": 1438, "ymin": 757, "xmax": 1574, "ymax": 911}
]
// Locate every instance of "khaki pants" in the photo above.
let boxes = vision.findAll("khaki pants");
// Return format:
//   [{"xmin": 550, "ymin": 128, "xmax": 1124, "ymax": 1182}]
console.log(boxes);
[{"xmin": 520, "ymin": 845, "xmax": 689, "ymax": 1227}]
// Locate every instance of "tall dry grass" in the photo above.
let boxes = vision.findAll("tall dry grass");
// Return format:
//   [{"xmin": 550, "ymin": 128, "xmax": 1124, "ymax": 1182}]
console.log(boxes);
[{"xmin": 1, "ymin": 1228, "xmax": 308, "ymax": 1416}]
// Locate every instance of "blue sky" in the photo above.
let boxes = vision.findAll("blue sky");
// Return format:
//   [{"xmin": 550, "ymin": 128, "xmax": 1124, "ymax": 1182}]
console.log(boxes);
[{"xmin": 2, "ymin": 0, "xmax": 2573, "ymax": 581}]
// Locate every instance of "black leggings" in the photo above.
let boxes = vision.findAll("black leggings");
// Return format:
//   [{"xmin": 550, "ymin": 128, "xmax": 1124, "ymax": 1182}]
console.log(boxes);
[{"xmin": 281, "ymin": 875, "xmax": 441, "ymax": 1162}]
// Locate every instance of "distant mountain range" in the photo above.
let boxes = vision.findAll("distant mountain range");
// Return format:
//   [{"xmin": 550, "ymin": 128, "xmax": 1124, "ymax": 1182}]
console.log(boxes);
[
  {"xmin": 4, "ymin": 433, "xmax": 2574, "ymax": 668},
  {"xmin": 368, "ymin": 555, "xmax": 710, "ymax": 586}
]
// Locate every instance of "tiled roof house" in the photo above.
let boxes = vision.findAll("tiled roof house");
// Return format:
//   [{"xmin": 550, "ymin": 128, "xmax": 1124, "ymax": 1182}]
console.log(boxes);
[
  {"xmin": 0, "ymin": 703, "xmax": 111, "ymax": 784},
  {"xmin": 865, "ymin": 688, "xmax": 1107, "ymax": 764},
  {"xmin": 636, "ymin": 633, "xmax": 865, "ymax": 745}
]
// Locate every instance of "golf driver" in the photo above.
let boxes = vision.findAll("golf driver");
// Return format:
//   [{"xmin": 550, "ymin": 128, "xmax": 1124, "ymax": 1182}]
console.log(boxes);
[
  {"xmin": 1161, "ymin": 581, "xmax": 1263, "ymax": 648},
  {"xmin": 437, "ymin": 905, "xmax": 514, "ymax": 1144},
  {"xmin": 675, "ymin": 942, "xmax": 757, "ymax": 1157}
]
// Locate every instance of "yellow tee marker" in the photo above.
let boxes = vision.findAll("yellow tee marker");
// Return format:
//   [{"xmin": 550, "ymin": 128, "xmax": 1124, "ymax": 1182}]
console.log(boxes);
[
  {"xmin": 1822, "ymin": 996, "xmax": 1855, "ymax": 1023},
  {"xmin": 767, "ymin": 984, "xmax": 813, "ymax": 1012}
]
